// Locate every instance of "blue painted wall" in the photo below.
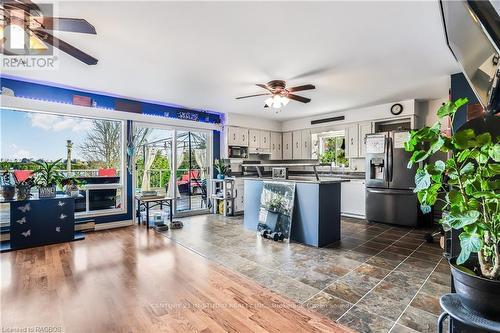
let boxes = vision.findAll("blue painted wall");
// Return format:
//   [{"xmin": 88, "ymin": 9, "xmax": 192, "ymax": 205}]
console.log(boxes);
[
  {"xmin": 451, "ymin": 72, "xmax": 479, "ymax": 130},
  {"xmin": 0, "ymin": 76, "xmax": 222, "ymax": 224}
]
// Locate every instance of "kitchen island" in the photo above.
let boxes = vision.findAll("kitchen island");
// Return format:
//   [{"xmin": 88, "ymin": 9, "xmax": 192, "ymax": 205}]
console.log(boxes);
[{"xmin": 243, "ymin": 177, "xmax": 347, "ymax": 247}]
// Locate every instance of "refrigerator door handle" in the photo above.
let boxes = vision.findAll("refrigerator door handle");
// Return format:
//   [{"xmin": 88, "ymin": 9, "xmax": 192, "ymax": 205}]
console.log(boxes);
[
  {"xmin": 388, "ymin": 136, "xmax": 393, "ymax": 182},
  {"xmin": 384, "ymin": 137, "xmax": 389, "ymax": 181},
  {"xmin": 366, "ymin": 188, "xmax": 410, "ymax": 195}
]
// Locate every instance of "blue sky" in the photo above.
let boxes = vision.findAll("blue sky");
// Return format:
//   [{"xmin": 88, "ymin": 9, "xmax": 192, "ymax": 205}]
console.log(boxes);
[{"xmin": 1, "ymin": 109, "xmax": 92, "ymax": 161}]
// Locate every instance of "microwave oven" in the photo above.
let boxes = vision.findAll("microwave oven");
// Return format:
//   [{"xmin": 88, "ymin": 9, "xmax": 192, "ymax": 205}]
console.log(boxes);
[{"xmin": 228, "ymin": 146, "xmax": 248, "ymax": 159}]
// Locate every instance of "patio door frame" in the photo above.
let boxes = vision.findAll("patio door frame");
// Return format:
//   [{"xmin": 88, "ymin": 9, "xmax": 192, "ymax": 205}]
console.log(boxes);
[{"xmin": 132, "ymin": 121, "xmax": 213, "ymax": 218}]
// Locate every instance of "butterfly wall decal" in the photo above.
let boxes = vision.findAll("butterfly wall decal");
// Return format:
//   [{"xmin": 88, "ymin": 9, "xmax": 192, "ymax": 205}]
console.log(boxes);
[{"xmin": 18, "ymin": 204, "xmax": 31, "ymax": 213}]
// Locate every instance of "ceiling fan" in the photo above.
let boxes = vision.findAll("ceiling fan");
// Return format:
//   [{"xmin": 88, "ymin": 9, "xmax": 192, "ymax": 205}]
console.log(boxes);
[
  {"xmin": 0, "ymin": 0, "xmax": 98, "ymax": 65},
  {"xmin": 236, "ymin": 80, "xmax": 315, "ymax": 109}
]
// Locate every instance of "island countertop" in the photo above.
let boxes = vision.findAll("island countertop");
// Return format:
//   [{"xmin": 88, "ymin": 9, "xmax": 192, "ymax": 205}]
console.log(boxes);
[{"xmin": 242, "ymin": 176, "xmax": 349, "ymax": 184}]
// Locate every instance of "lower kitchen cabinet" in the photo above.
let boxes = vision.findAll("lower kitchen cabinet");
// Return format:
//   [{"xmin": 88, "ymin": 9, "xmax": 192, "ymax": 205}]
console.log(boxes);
[
  {"xmin": 233, "ymin": 177, "xmax": 245, "ymax": 214},
  {"xmin": 341, "ymin": 179, "xmax": 366, "ymax": 218}
]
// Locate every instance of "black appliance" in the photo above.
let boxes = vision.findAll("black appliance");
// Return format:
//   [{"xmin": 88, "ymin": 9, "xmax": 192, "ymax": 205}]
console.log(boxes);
[{"xmin": 365, "ymin": 131, "xmax": 420, "ymax": 227}]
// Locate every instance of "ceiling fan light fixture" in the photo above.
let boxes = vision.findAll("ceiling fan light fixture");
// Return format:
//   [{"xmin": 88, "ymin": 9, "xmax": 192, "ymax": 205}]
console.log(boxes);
[
  {"xmin": 265, "ymin": 97, "xmax": 274, "ymax": 107},
  {"xmin": 281, "ymin": 96, "xmax": 290, "ymax": 106}
]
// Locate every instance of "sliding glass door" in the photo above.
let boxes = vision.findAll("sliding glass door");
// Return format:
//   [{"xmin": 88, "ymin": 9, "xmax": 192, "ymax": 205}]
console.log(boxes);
[
  {"xmin": 133, "ymin": 123, "xmax": 211, "ymax": 217},
  {"xmin": 175, "ymin": 130, "xmax": 209, "ymax": 213}
]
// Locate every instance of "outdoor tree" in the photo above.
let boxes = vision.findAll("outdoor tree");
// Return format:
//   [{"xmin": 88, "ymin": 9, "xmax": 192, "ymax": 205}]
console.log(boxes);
[{"xmin": 79, "ymin": 120, "xmax": 121, "ymax": 169}]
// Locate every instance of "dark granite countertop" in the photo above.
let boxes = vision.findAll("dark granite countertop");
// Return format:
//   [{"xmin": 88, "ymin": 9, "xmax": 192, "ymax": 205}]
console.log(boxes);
[{"xmin": 242, "ymin": 176, "xmax": 349, "ymax": 184}]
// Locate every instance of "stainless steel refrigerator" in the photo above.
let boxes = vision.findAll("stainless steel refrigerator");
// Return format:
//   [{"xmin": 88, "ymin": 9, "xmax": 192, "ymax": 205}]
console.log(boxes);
[{"xmin": 365, "ymin": 131, "xmax": 419, "ymax": 226}]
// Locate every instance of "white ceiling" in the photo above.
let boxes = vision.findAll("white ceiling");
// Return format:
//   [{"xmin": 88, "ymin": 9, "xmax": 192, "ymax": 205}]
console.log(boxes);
[{"xmin": 5, "ymin": 1, "xmax": 459, "ymax": 120}]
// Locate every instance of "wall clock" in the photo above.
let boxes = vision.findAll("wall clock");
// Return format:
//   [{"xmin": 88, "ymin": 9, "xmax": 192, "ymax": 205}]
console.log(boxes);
[{"xmin": 390, "ymin": 103, "xmax": 403, "ymax": 115}]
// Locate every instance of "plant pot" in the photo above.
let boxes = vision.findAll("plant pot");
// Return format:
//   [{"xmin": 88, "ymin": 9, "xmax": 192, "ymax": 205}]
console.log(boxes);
[
  {"xmin": 450, "ymin": 257, "xmax": 500, "ymax": 320},
  {"xmin": 0, "ymin": 185, "xmax": 15, "ymax": 200},
  {"xmin": 217, "ymin": 174, "xmax": 225, "ymax": 180},
  {"xmin": 16, "ymin": 185, "xmax": 32, "ymax": 201},
  {"xmin": 38, "ymin": 185, "xmax": 56, "ymax": 198}
]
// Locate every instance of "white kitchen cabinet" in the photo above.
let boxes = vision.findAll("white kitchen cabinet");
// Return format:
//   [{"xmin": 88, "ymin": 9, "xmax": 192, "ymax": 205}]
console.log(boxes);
[
  {"xmin": 234, "ymin": 177, "xmax": 245, "ymax": 214},
  {"xmin": 341, "ymin": 179, "xmax": 366, "ymax": 218},
  {"xmin": 358, "ymin": 122, "xmax": 372, "ymax": 158},
  {"xmin": 239, "ymin": 127, "xmax": 249, "ymax": 147},
  {"xmin": 292, "ymin": 131, "xmax": 302, "ymax": 159},
  {"xmin": 282, "ymin": 132, "xmax": 293, "ymax": 160},
  {"xmin": 301, "ymin": 130, "xmax": 311, "ymax": 159},
  {"xmin": 249, "ymin": 129, "xmax": 260, "ymax": 148},
  {"xmin": 270, "ymin": 132, "xmax": 282, "ymax": 160},
  {"xmin": 260, "ymin": 131, "xmax": 271, "ymax": 150},
  {"xmin": 227, "ymin": 126, "xmax": 239, "ymax": 146},
  {"xmin": 346, "ymin": 124, "xmax": 359, "ymax": 158}
]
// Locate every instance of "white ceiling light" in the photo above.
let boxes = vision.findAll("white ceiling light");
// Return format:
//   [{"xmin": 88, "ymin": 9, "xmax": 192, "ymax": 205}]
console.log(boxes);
[{"xmin": 265, "ymin": 95, "xmax": 290, "ymax": 109}]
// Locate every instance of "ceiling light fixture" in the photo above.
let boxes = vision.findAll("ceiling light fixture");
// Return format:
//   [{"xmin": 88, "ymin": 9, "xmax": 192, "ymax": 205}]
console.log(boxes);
[{"xmin": 265, "ymin": 95, "xmax": 290, "ymax": 109}]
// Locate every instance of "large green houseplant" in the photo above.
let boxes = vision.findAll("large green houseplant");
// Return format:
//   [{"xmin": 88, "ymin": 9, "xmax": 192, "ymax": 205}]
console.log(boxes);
[{"xmin": 405, "ymin": 98, "xmax": 499, "ymax": 280}]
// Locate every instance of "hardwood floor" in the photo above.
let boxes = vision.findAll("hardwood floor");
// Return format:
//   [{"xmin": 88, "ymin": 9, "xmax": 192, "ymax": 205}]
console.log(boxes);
[{"xmin": 0, "ymin": 226, "xmax": 352, "ymax": 333}]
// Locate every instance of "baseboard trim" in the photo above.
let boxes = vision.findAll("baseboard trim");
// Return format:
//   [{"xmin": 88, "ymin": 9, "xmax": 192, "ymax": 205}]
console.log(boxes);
[
  {"xmin": 94, "ymin": 220, "xmax": 134, "ymax": 231},
  {"xmin": 341, "ymin": 213, "xmax": 366, "ymax": 219}
]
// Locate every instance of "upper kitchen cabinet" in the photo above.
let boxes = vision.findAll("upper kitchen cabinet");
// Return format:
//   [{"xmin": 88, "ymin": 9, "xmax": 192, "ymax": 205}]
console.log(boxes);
[
  {"xmin": 270, "ymin": 132, "xmax": 282, "ymax": 160},
  {"xmin": 282, "ymin": 132, "xmax": 293, "ymax": 160},
  {"xmin": 345, "ymin": 123, "xmax": 359, "ymax": 158},
  {"xmin": 301, "ymin": 129, "xmax": 311, "ymax": 159},
  {"xmin": 227, "ymin": 126, "xmax": 249, "ymax": 147},
  {"xmin": 358, "ymin": 122, "xmax": 372, "ymax": 157},
  {"xmin": 249, "ymin": 129, "xmax": 260, "ymax": 148},
  {"xmin": 292, "ymin": 131, "xmax": 302, "ymax": 159},
  {"xmin": 260, "ymin": 131, "xmax": 271, "ymax": 150}
]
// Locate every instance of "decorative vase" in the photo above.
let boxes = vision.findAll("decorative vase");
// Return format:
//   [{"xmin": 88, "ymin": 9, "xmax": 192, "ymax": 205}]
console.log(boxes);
[
  {"xmin": 0, "ymin": 185, "xmax": 15, "ymax": 200},
  {"xmin": 38, "ymin": 185, "xmax": 56, "ymax": 198},
  {"xmin": 16, "ymin": 185, "xmax": 32, "ymax": 201},
  {"xmin": 217, "ymin": 174, "xmax": 225, "ymax": 180},
  {"xmin": 450, "ymin": 257, "xmax": 500, "ymax": 320}
]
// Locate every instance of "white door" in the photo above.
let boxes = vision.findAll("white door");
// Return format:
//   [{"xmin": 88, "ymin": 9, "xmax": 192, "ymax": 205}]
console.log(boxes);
[
  {"xmin": 341, "ymin": 179, "xmax": 366, "ymax": 218},
  {"xmin": 249, "ymin": 129, "xmax": 260, "ymax": 148},
  {"xmin": 260, "ymin": 131, "xmax": 271, "ymax": 150},
  {"xmin": 238, "ymin": 128, "xmax": 249, "ymax": 147},
  {"xmin": 358, "ymin": 122, "xmax": 372, "ymax": 157},
  {"xmin": 292, "ymin": 131, "xmax": 302, "ymax": 159},
  {"xmin": 270, "ymin": 132, "xmax": 282, "ymax": 160},
  {"xmin": 301, "ymin": 130, "xmax": 311, "ymax": 159},
  {"xmin": 227, "ymin": 126, "xmax": 238, "ymax": 146},
  {"xmin": 346, "ymin": 124, "xmax": 359, "ymax": 158},
  {"xmin": 282, "ymin": 132, "xmax": 292, "ymax": 159}
]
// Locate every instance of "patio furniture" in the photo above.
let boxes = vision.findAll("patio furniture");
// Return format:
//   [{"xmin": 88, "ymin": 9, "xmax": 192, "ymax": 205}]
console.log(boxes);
[
  {"xmin": 438, "ymin": 293, "xmax": 500, "ymax": 333},
  {"xmin": 135, "ymin": 195, "xmax": 173, "ymax": 230}
]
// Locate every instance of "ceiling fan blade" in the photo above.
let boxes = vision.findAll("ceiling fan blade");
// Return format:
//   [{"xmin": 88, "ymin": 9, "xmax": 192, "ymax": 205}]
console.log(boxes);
[
  {"xmin": 256, "ymin": 83, "xmax": 272, "ymax": 92},
  {"xmin": 288, "ymin": 84, "xmax": 315, "ymax": 92},
  {"xmin": 3, "ymin": 0, "xmax": 41, "ymax": 15},
  {"xmin": 39, "ymin": 17, "xmax": 97, "ymax": 34},
  {"xmin": 287, "ymin": 94, "xmax": 311, "ymax": 103},
  {"xmin": 32, "ymin": 29, "xmax": 98, "ymax": 65},
  {"xmin": 235, "ymin": 93, "xmax": 271, "ymax": 100}
]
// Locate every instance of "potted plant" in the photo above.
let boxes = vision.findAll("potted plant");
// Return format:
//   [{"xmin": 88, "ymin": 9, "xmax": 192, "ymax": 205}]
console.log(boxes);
[
  {"xmin": 0, "ymin": 171, "xmax": 15, "ymax": 200},
  {"xmin": 214, "ymin": 159, "xmax": 229, "ymax": 179},
  {"xmin": 405, "ymin": 98, "xmax": 499, "ymax": 319},
  {"xmin": 33, "ymin": 159, "xmax": 65, "ymax": 199},
  {"xmin": 61, "ymin": 177, "xmax": 84, "ymax": 197},
  {"xmin": 14, "ymin": 176, "xmax": 35, "ymax": 201}
]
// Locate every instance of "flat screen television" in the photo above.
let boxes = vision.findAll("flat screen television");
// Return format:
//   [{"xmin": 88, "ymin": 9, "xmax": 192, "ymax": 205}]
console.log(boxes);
[{"xmin": 440, "ymin": 0, "xmax": 500, "ymax": 113}]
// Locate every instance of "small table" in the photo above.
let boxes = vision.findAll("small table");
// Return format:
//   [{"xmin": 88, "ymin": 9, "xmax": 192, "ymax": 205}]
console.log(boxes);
[
  {"xmin": 438, "ymin": 293, "xmax": 500, "ymax": 333},
  {"xmin": 135, "ymin": 196, "xmax": 173, "ymax": 229}
]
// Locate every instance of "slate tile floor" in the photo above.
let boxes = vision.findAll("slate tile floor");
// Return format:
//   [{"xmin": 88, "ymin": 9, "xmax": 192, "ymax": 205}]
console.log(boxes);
[{"xmin": 160, "ymin": 215, "xmax": 450, "ymax": 333}]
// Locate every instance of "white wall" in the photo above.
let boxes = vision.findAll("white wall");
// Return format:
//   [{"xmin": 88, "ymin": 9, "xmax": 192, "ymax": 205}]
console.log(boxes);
[
  {"xmin": 417, "ymin": 97, "xmax": 448, "ymax": 127},
  {"xmin": 225, "ymin": 112, "xmax": 282, "ymax": 131},
  {"xmin": 281, "ymin": 99, "xmax": 416, "ymax": 132}
]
